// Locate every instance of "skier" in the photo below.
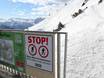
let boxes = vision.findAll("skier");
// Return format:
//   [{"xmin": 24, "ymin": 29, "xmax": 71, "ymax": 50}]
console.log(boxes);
[
  {"xmin": 54, "ymin": 22, "xmax": 65, "ymax": 31},
  {"xmin": 72, "ymin": 9, "xmax": 83, "ymax": 18},
  {"xmin": 82, "ymin": 0, "xmax": 89, "ymax": 6},
  {"xmin": 72, "ymin": 7, "xmax": 88, "ymax": 18},
  {"xmin": 98, "ymin": 0, "xmax": 103, "ymax": 4},
  {"xmin": 72, "ymin": 12, "xmax": 79, "ymax": 18},
  {"xmin": 78, "ymin": 9, "xmax": 83, "ymax": 14}
]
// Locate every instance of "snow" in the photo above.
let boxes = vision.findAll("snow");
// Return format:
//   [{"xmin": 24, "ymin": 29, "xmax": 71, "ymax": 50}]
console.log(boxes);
[{"xmin": 28, "ymin": 0, "xmax": 104, "ymax": 78}]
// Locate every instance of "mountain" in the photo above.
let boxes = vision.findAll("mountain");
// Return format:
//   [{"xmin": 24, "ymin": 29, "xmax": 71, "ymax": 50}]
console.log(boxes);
[
  {"xmin": 28, "ymin": 0, "xmax": 104, "ymax": 78},
  {"xmin": 0, "ymin": 18, "xmax": 44, "ymax": 29}
]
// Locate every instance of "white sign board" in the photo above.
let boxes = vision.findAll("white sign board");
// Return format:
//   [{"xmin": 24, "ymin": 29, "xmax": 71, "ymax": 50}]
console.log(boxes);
[{"xmin": 25, "ymin": 33, "xmax": 53, "ymax": 72}]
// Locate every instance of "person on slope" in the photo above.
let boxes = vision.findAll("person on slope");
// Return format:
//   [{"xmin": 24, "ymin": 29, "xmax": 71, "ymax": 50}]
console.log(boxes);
[
  {"xmin": 98, "ymin": 0, "xmax": 103, "ymax": 4},
  {"xmin": 53, "ymin": 22, "xmax": 65, "ymax": 31},
  {"xmin": 82, "ymin": 0, "xmax": 89, "ymax": 6}
]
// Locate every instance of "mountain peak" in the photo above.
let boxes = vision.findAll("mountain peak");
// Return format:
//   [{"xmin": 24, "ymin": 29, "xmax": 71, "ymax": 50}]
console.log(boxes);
[{"xmin": 0, "ymin": 17, "xmax": 45, "ymax": 29}]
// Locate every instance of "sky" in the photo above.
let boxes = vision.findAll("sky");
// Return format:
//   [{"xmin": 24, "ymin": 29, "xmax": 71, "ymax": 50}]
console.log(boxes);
[{"xmin": 0, "ymin": 0, "xmax": 69, "ymax": 19}]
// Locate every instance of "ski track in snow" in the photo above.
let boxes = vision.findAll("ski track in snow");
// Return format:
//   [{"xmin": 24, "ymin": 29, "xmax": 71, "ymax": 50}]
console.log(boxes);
[{"xmin": 28, "ymin": 0, "xmax": 104, "ymax": 78}]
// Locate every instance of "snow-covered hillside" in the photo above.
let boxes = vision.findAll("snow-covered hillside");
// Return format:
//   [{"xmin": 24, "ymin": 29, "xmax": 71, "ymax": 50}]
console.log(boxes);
[{"xmin": 28, "ymin": 0, "xmax": 104, "ymax": 78}]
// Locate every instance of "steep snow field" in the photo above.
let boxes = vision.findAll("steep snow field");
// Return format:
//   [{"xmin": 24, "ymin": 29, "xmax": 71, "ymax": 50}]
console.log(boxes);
[{"xmin": 28, "ymin": 0, "xmax": 104, "ymax": 78}]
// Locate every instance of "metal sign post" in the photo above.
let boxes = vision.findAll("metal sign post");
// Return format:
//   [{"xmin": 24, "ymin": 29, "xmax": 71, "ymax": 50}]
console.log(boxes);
[{"xmin": 56, "ymin": 32, "xmax": 67, "ymax": 78}]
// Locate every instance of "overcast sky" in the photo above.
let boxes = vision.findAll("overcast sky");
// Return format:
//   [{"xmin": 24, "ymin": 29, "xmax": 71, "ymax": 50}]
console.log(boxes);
[{"xmin": 0, "ymin": 0, "xmax": 70, "ymax": 19}]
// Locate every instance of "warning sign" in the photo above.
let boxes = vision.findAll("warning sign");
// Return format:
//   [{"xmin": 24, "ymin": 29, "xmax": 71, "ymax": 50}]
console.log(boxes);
[
  {"xmin": 28, "ymin": 44, "xmax": 37, "ymax": 56},
  {"xmin": 25, "ymin": 33, "xmax": 53, "ymax": 72},
  {"xmin": 39, "ymin": 46, "xmax": 49, "ymax": 58}
]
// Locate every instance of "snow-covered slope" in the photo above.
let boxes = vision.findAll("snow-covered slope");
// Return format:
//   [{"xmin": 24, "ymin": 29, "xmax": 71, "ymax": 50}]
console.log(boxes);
[
  {"xmin": 28, "ymin": 0, "xmax": 104, "ymax": 78},
  {"xmin": 28, "ymin": 0, "xmax": 84, "ymax": 31}
]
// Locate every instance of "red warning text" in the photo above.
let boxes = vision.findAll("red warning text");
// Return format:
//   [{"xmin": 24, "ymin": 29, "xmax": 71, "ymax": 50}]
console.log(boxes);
[{"xmin": 28, "ymin": 36, "xmax": 48, "ymax": 45}]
